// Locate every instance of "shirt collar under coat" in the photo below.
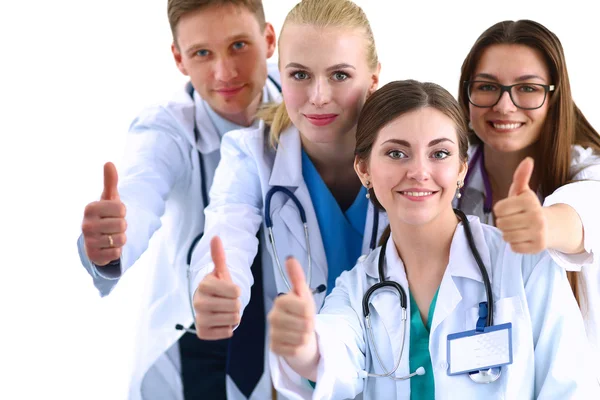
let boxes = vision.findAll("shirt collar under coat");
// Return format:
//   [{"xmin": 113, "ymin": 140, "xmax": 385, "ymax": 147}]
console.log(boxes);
[{"xmin": 194, "ymin": 77, "xmax": 282, "ymax": 155}]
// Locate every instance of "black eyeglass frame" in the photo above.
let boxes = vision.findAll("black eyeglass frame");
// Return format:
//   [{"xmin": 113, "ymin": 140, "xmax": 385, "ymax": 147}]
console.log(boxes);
[{"xmin": 464, "ymin": 80, "xmax": 556, "ymax": 110}]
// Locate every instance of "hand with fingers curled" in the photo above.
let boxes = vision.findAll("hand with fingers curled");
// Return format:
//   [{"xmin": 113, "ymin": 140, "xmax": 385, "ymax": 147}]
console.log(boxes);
[
  {"xmin": 494, "ymin": 157, "xmax": 548, "ymax": 254},
  {"xmin": 193, "ymin": 236, "xmax": 242, "ymax": 340},
  {"xmin": 82, "ymin": 162, "xmax": 128, "ymax": 266},
  {"xmin": 268, "ymin": 257, "xmax": 320, "ymax": 379}
]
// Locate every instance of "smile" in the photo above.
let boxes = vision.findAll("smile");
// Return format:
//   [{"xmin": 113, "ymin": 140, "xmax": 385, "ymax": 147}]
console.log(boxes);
[
  {"xmin": 304, "ymin": 114, "xmax": 338, "ymax": 126},
  {"xmin": 490, "ymin": 122, "xmax": 524, "ymax": 130},
  {"xmin": 400, "ymin": 191, "xmax": 434, "ymax": 197}
]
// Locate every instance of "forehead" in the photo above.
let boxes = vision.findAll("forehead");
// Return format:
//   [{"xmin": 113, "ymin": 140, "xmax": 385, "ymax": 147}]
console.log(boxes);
[
  {"xmin": 377, "ymin": 107, "xmax": 458, "ymax": 143},
  {"xmin": 279, "ymin": 24, "xmax": 368, "ymax": 69},
  {"xmin": 176, "ymin": 4, "xmax": 262, "ymax": 49},
  {"xmin": 474, "ymin": 44, "xmax": 550, "ymax": 82}
]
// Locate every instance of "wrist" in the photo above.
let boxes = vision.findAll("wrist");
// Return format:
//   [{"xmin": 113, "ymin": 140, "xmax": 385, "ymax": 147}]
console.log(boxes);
[{"xmin": 285, "ymin": 331, "xmax": 320, "ymax": 381}]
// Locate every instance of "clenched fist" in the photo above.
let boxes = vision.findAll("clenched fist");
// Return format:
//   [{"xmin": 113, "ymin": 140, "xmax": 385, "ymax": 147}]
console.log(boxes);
[
  {"xmin": 268, "ymin": 257, "xmax": 316, "ymax": 358},
  {"xmin": 494, "ymin": 157, "xmax": 548, "ymax": 254},
  {"xmin": 82, "ymin": 162, "xmax": 127, "ymax": 266},
  {"xmin": 193, "ymin": 236, "xmax": 242, "ymax": 340}
]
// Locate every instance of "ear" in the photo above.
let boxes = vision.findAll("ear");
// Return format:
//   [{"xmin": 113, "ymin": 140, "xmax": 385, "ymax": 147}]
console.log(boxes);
[
  {"xmin": 171, "ymin": 42, "xmax": 188, "ymax": 76},
  {"xmin": 458, "ymin": 159, "xmax": 468, "ymax": 184},
  {"xmin": 368, "ymin": 62, "xmax": 381, "ymax": 96},
  {"xmin": 264, "ymin": 23, "xmax": 277, "ymax": 59},
  {"xmin": 354, "ymin": 156, "xmax": 370, "ymax": 185}
]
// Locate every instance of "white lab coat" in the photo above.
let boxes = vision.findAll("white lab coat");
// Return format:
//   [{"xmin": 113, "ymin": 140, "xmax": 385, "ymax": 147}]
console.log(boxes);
[
  {"xmin": 457, "ymin": 143, "xmax": 600, "ymax": 383},
  {"xmin": 189, "ymin": 123, "xmax": 388, "ymax": 396},
  {"xmin": 270, "ymin": 216, "xmax": 599, "ymax": 399},
  {"xmin": 77, "ymin": 66, "xmax": 282, "ymax": 400}
]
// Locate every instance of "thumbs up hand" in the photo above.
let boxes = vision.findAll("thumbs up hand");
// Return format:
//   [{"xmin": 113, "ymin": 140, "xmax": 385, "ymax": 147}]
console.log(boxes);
[
  {"xmin": 193, "ymin": 236, "xmax": 242, "ymax": 340},
  {"xmin": 82, "ymin": 162, "xmax": 127, "ymax": 266},
  {"xmin": 268, "ymin": 257, "xmax": 317, "ymax": 358},
  {"xmin": 494, "ymin": 157, "xmax": 548, "ymax": 254}
]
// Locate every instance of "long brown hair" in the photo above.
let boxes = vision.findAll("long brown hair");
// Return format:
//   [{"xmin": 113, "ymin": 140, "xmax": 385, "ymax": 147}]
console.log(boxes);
[
  {"xmin": 458, "ymin": 20, "xmax": 600, "ymax": 305},
  {"xmin": 355, "ymin": 80, "xmax": 470, "ymax": 245}
]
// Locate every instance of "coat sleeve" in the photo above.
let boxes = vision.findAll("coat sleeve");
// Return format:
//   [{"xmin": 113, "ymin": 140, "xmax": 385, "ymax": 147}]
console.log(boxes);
[
  {"xmin": 523, "ymin": 252, "xmax": 600, "ymax": 398},
  {"xmin": 77, "ymin": 106, "xmax": 189, "ymax": 296},
  {"xmin": 543, "ymin": 155, "xmax": 600, "ymax": 271},
  {"xmin": 270, "ymin": 269, "xmax": 367, "ymax": 400},
  {"xmin": 188, "ymin": 129, "xmax": 264, "ymax": 316}
]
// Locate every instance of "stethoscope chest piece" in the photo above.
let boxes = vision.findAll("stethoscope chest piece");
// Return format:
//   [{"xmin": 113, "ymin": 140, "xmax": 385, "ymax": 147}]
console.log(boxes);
[{"xmin": 468, "ymin": 367, "xmax": 501, "ymax": 384}]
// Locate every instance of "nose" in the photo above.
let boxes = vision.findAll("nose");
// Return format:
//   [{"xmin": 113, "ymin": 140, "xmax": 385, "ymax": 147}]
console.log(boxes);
[
  {"xmin": 214, "ymin": 56, "xmax": 238, "ymax": 82},
  {"xmin": 492, "ymin": 90, "xmax": 517, "ymax": 114},
  {"xmin": 309, "ymin": 78, "xmax": 331, "ymax": 107},
  {"xmin": 406, "ymin": 156, "xmax": 430, "ymax": 182}
]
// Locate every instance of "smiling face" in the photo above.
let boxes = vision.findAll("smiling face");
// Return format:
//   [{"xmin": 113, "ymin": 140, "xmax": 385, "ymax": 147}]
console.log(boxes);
[
  {"xmin": 361, "ymin": 107, "xmax": 467, "ymax": 226},
  {"xmin": 171, "ymin": 4, "xmax": 276, "ymax": 123},
  {"xmin": 468, "ymin": 44, "xmax": 552, "ymax": 153},
  {"xmin": 278, "ymin": 23, "xmax": 379, "ymax": 145}
]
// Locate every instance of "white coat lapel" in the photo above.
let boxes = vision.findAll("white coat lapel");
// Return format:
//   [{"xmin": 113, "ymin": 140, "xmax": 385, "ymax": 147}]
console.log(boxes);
[
  {"xmin": 192, "ymin": 90, "xmax": 222, "ymax": 155},
  {"xmin": 268, "ymin": 126, "xmax": 328, "ymax": 289},
  {"xmin": 430, "ymin": 215, "xmax": 492, "ymax": 336}
]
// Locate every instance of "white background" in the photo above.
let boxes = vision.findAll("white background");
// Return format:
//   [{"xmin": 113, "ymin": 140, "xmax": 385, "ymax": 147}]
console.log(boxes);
[{"xmin": 1, "ymin": 0, "xmax": 598, "ymax": 398}]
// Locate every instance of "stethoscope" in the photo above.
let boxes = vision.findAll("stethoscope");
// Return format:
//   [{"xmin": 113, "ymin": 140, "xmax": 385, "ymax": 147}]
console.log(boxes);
[
  {"xmin": 176, "ymin": 77, "xmax": 283, "ymax": 335},
  {"xmin": 360, "ymin": 209, "xmax": 501, "ymax": 384},
  {"xmin": 264, "ymin": 185, "xmax": 380, "ymax": 296}
]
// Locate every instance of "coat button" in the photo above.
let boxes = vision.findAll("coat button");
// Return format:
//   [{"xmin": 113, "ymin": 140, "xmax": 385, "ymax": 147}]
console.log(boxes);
[{"xmin": 439, "ymin": 361, "xmax": 448, "ymax": 370}]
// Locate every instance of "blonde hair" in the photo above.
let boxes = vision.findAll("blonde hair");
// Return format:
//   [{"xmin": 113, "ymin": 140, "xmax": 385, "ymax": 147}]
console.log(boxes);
[{"xmin": 258, "ymin": 0, "xmax": 378, "ymax": 148}]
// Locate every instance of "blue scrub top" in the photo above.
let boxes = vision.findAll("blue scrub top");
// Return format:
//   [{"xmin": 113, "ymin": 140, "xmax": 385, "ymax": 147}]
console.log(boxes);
[{"xmin": 301, "ymin": 150, "xmax": 368, "ymax": 294}]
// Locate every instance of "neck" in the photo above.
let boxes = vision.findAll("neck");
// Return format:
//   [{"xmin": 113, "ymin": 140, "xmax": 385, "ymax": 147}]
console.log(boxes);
[
  {"xmin": 300, "ymin": 128, "xmax": 357, "ymax": 173},
  {"xmin": 215, "ymin": 91, "xmax": 263, "ymax": 127},
  {"xmin": 300, "ymin": 127, "xmax": 361, "ymax": 209},
  {"xmin": 391, "ymin": 208, "xmax": 458, "ymax": 288},
  {"xmin": 483, "ymin": 143, "xmax": 537, "ymax": 202}
]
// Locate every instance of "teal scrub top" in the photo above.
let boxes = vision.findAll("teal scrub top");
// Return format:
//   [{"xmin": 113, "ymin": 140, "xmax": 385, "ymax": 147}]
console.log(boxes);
[
  {"xmin": 409, "ymin": 289, "xmax": 439, "ymax": 400},
  {"xmin": 301, "ymin": 150, "xmax": 368, "ymax": 294}
]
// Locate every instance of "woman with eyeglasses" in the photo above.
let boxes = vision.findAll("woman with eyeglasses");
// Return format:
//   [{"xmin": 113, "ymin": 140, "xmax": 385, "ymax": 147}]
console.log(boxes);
[{"xmin": 457, "ymin": 19, "xmax": 600, "ymax": 383}]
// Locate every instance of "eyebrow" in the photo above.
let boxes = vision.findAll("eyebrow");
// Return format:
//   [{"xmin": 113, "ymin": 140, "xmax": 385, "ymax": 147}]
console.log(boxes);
[
  {"xmin": 473, "ymin": 73, "xmax": 547, "ymax": 82},
  {"xmin": 184, "ymin": 33, "xmax": 251, "ymax": 54},
  {"xmin": 284, "ymin": 62, "xmax": 356, "ymax": 71},
  {"xmin": 381, "ymin": 138, "xmax": 455, "ymax": 147}
]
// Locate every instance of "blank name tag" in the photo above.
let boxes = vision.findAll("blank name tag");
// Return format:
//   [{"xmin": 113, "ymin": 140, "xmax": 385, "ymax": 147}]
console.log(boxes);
[{"xmin": 446, "ymin": 323, "xmax": 513, "ymax": 376}]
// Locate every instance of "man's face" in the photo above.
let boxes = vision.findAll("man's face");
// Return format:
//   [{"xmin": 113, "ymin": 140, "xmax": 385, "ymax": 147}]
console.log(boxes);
[{"xmin": 172, "ymin": 4, "xmax": 276, "ymax": 122}]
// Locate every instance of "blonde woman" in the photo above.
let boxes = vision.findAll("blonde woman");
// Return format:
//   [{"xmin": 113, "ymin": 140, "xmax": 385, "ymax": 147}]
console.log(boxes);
[{"xmin": 187, "ymin": 0, "xmax": 385, "ymax": 397}]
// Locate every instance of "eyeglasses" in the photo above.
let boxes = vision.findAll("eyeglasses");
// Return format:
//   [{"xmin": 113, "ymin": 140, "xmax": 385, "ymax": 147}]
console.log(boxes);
[{"xmin": 465, "ymin": 81, "xmax": 555, "ymax": 110}]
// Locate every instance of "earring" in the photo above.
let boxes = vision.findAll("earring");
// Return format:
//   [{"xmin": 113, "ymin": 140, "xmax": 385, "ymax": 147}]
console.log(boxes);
[
  {"xmin": 456, "ymin": 181, "xmax": 463, "ymax": 199},
  {"xmin": 365, "ymin": 180, "xmax": 371, "ymax": 199},
  {"xmin": 468, "ymin": 121, "xmax": 473, "ymax": 130}
]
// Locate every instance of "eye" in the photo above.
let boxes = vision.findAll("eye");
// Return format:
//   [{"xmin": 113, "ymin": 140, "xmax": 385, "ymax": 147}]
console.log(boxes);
[
  {"xmin": 387, "ymin": 150, "xmax": 406, "ymax": 160},
  {"xmin": 232, "ymin": 41, "xmax": 247, "ymax": 51},
  {"xmin": 195, "ymin": 49, "xmax": 210, "ymax": 57},
  {"xmin": 332, "ymin": 71, "xmax": 349, "ymax": 81},
  {"xmin": 516, "ymin": 84, "xmax": 540, "ymax": 93},
  {"xmin": 475, "ymin": 82, "xmax": 498, "ymax": 92},
  {"xmin": 431, "ymin": 150, "xmax": 450, "ymax": 160},
  {"xmin": 291, "ymin": 71, "xmax": 310, "ymax": 80}
]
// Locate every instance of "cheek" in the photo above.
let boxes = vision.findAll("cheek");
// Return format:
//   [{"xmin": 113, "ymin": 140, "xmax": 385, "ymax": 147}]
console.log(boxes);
[
  {"xmin": 469, "ymin": 104, "xmax": 485, "ymax": 125},
  {"xmin": 281, "ymin": 85, "xmax": 305, "ymax": 117},
  {"xmin": 339, "ymin": 85, "xmax": 368, "ymax": 114}
]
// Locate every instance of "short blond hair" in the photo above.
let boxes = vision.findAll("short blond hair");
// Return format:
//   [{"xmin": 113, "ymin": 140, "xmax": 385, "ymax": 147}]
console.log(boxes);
[{"xmin": 258, "ymin": 0, "xmax": 378, "ymax": 147}]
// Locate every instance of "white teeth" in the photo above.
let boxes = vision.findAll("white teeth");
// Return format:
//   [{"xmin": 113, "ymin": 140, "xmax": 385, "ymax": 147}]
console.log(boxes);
[
  {"xmin": 493, "ymin": 122, "xmax": 522, "ymax": 130},
  {"xmin": 403, "ymin": 191, "xmax": 433, "ymax": 197}
]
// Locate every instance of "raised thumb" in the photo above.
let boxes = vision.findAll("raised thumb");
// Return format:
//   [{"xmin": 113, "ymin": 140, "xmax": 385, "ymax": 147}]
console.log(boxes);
[
  {"xmin": 101, "ymin": 162, "xmax": 120, "ymax": 201},
  {"xmin": 508, "ymin": 157, "xmax": 534, "ymax": 197},
  {"xmin": 285, "ymin": 256, "xmax": 308, "ymax": 297},
  {"xmin": 211, "ymin": 236, "xmax": 232, "ymax": 281}
]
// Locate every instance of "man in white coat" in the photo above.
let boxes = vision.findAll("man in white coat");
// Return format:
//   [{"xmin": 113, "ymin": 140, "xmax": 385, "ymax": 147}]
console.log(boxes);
[{"xmin": 77, "ymin": 0, "xmax": 280, "ymax": 399}]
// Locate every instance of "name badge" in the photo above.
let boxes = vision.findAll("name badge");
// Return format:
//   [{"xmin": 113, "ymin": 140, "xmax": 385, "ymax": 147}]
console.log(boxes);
[{"xmin": 446, "ymin": 323, "xmax": 513, "ymax": 376}]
